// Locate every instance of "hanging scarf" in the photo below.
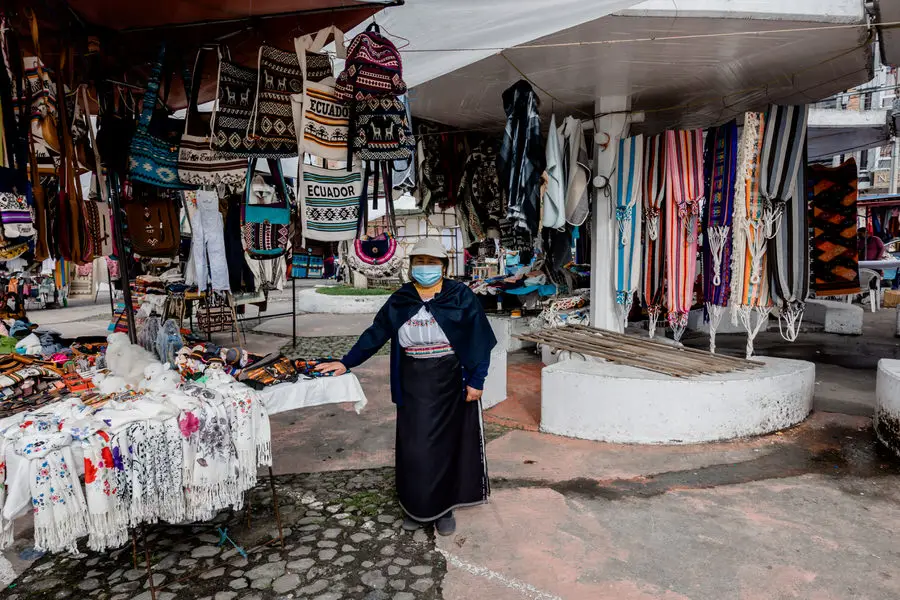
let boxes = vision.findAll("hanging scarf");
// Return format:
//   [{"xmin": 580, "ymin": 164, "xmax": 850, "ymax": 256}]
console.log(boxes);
[
  {"xmin": 768, "ymin": 157, "xmax": 810, "ymax": 342},
  {"xmin": 702, "ymin": 121, "xmax": 738, "ymax": 353},
  {"xmin": 730, "ymin": 112, "xmax": 773, "ymax": 358},
  {"xmin": 614, "ymin": 135, "xmax": 644, "ymax": 327},
  {"xmin": 83, "ymin": 430, "xmax": 128, "ymax": 552},
  {"xmin": 665, "ymin": 129, "xmax": 704, "ymax": 341},
  {"xmin": 759, "ymin": 104, "xmax": 809, "ymax": 239},
  {"xmin": 642, "ymin": 134, "xmax": 667, "ymax": 338}
]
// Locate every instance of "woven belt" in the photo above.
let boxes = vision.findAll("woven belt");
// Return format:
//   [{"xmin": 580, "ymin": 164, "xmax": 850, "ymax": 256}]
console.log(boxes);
[{"xmin": 404, "ymin": 344, "xmax": 454, "ymax": 359}]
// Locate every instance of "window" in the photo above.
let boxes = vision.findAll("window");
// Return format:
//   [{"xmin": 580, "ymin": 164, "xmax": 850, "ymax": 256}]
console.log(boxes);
[
  {"xmin": 864, "ymin": 93, "xmax": 873, "ymax": 110},
  {"xmin": 860, "ymin": 150, "xmax": 869, "ymax": 171}
]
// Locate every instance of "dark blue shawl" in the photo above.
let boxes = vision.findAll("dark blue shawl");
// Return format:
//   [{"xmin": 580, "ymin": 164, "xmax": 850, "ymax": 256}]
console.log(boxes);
[{"xmin": 341, "ymin": 279, "xmax": 497, "ymax": 405}]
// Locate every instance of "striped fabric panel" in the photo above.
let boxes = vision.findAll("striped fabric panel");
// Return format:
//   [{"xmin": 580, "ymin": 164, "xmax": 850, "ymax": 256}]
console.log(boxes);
[
  {"xmin": 702, "ymin": 121, "xmax": 738, "ymax": 308},
  {"xmin": 760, "ymin": 104, "xmax": 809, "ymax": 207},
  {"xmin": 614, "ymin": 135, "xmax": 644, "ymax": 314},
  {"xmin": 665, "ymin": 130, "xmax": 704, "ymax": 335},
  {"xmin": 642, "ymin": 134, "xmax": 667, "ymax": 314}
]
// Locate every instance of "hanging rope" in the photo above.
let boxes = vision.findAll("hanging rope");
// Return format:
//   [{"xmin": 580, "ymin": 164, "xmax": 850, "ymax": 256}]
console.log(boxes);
[
  {"xmin": 642, "ymin": 134, "xmax": 667, "ymax": 338},
  {"xmin": 665, "ymin": 129, "xmax": 704, "ymax": 342},
  {"xmin": 730, "ymin": 112, "xmax": 773, "ymax": 358},
  {"xmin": 614, "ymin": 135, "xmax": 644, "ymax": 329},
  {"xmin": 702, "ymin": 121, "xmax": 738, "ymax": 353}
]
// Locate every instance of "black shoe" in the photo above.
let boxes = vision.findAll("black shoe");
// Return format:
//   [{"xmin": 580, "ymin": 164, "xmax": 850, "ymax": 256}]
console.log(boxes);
[
  {"xmin": 435, "ymin": 512, "xmax": 456, "ymax": 536},
  {"xmin": 402, "ymin": 516, "xmax": 423, "ymax": 531}
]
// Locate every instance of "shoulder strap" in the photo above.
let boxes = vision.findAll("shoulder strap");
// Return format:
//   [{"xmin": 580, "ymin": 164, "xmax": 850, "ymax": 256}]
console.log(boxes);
[
  {"xmin": 82, "ymin": 85, "xmax": 108, "ymax": 204},
  {"xmin": 137, "ymin": 44, "xmax": 166, "ymax": 133},
  {"xmin": 294, "ymin": 26, "xmax": 346, "ymax": 83},
  {"xmin": 183, "ymin": 45, "xmax": 222, "ymax": 136}
]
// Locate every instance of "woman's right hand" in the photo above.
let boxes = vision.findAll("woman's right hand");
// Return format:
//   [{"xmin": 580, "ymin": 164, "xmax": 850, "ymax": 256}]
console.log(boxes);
[{"xmin": 315, "ymin": 361, "xmax": 347, "ymax": 377}]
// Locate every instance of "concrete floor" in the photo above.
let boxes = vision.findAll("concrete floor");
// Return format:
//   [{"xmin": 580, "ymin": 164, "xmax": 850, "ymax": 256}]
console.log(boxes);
[{"xmin": 14, "ymin": 298, "xmax": 900, "ymax": 599}]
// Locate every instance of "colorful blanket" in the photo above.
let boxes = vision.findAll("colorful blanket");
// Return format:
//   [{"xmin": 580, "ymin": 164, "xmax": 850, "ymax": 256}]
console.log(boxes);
[{"xmin": 809, "ymin": 159, "xmax": 860, "ymax": 296}]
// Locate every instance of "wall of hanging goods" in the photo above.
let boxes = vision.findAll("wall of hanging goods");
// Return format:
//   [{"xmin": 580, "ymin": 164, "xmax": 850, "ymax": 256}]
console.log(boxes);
[{"xmin": 0, "ymin": 1, "xmax": 400, "ymax": 598}]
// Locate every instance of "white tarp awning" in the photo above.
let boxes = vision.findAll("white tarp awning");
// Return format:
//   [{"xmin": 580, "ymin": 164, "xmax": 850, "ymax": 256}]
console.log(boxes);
[{"xmin": 345, "ymin": 0, "xmax": 644, "ymax": 89}]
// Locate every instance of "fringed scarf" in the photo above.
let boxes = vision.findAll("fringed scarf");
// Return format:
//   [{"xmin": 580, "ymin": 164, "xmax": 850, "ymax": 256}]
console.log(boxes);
[
  {"xmin": 759, "ymin": 104, "xmax": 809, "ymax": 239},
  {"xmin": 665, "ymin": 130, "xmax": 704, "ymax": 341},
  {"xmin": 84, "ymin": 430, "xmax": 128, "ymax": 552},
  {"xmin": 642, "ymin": 134, "xmax": 667, "ymax": 338},
  {"xmin": 768, "ymin": 157, "xmax": 810, "ymax": 341},
  {"xmin": 702, "ymin": 121, "xmax": 738, "ymax": 353},
  {"xmin": 614, "ymin": 135, "xmax": 644, "ymax": 328},
  {"xmin": 731, "ymin": 112, "xmax": 773, "ymax": 358},
  {"xmin": 19, "ymin": 434, "xmax": 89, "ymax": 554}
]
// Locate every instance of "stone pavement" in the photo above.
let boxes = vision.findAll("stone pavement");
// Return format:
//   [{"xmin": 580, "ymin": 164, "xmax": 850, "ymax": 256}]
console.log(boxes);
[{"xmin": 5, "ymin": 297, "xmax": 900, "ymax": 599}]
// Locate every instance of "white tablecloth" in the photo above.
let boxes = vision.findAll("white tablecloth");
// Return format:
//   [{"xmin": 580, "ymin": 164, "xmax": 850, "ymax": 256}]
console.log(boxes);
[{"xmin": 259, "ymin": 373, "xmax": 368, "ymax": 416}]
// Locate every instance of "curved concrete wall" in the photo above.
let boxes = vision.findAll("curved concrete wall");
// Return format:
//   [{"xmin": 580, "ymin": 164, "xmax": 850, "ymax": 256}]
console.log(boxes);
[
  {"xmin": 541, "ymin": 357, "xmax": 815, "ymax": 444},
  {"xmin": 295, "ymin": 288, "xmax": 390, "ymax": 315},
  {"xmin": 875, "ymin": 359, "xmax": 900, "ymax": 458}
]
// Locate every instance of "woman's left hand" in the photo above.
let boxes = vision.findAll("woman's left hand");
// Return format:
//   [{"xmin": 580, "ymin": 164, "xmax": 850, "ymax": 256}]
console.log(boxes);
[{"xmin": 465, "ymin": 386, "xmax": 483, "ymax": 402}]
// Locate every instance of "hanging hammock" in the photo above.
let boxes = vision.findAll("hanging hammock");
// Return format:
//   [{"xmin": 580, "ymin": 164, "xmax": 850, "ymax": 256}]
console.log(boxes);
[
  {"xmin": 758, "ymin": 104, "xmax": 809, "ymax": 239},
  {"xmin": 642, "ymin": 134, "xmax": 667, "ymax": 338},
  {"xmin": 614, "ymin": 135, "xmax": 644, "ymax": 328},
  {"xmin": 702, "ymin": 121, "xmax": 738, "ymax": 353},
  {"xmin": 730, "ymin": 112, "xmax": 773, "ymax": 358},
  {"xmin": 768, "ymin": 154, "xmax": 810, "ymax": 342},
  {"xmin": 665, "ymin": 129, "xmax": 704, "ymax": 342}
]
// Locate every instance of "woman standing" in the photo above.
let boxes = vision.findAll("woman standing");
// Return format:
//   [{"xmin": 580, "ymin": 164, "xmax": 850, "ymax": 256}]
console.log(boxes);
[{"xmin": 316, "ymin": 238, "xmax": 496, "ymax": 535}]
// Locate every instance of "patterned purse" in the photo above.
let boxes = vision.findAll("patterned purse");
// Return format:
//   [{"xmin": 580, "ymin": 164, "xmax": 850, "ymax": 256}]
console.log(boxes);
[
  {"xmin": 241, "ymin": 158, "xmax": 291, "ymax": 260},
  {"xmin": 128, "ymin": 43, "xmax": 196, "ymax": 189},
  {"xmin": 290, "ymin": 27, "xmax": 347, "ymax": 160},
  {"xmin": 345, "ymin": 232, "xmax": 404, "ymax": 278},
  {"xmin": 247, "ymin": 44, "xmax": 331, "ymax": 156},
  {"xmin": 124, "ymin": 181, "xmax": 181, "ymax": 257},
  {"xmin": 178, "ymin": 46, "xmax": 249, "ymax": 189},
  {"xmin": 0, "ymin": 168, "xmax": 35, "ymax": 242},
  {"xmin": 352, "ymin": 96, "xmax": 414, "ymax": 162},
  {"xmin": 299, "ymin": 162, "xmax": 361, "ymax": 242}
]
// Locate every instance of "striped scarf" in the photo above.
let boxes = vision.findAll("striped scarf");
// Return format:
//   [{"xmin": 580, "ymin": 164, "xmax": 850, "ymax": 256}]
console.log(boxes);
[
  {"xmin": 759, "ymin": 104, "xmax": 809, "ymax": 239},
  {"xmin": 665, "ymin": 130, "xmax": 704, "ymax": 341},
  {"xmin": 642, "ymin": 134, "xmax": 667, "ymax": 337},
  {"xmin": 768, "ymin": 156, "xmax": 810, "ymax": 342},
  {"xmin": 614, "ymin": 135, "xmax": 644, "ymax": 327},
  {"xmin": 702, "ymin": 121, "xmax": 738, "ymax": 352},
  {"xmin": 731, "ymin": 112, "xmax": 773, "ymax": 358}
]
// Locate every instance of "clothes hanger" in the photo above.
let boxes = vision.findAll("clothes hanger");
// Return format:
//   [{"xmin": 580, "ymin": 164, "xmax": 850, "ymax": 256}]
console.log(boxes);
[{"xmin": 369, "ymin": 16, "xmax": 410, "ymax": 50}]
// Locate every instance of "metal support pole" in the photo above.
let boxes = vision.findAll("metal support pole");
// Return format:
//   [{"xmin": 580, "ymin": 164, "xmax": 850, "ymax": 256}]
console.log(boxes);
[
  {"xmin": 890, "ymin": 136, "xmax": 899, "ymax": 195},
  {"xmin": 108, "ymin": 172, "xmax": 138, "ymax": 344},
  {"xmin": 292, "ymin": 276, "xmax": 297, "ymax": 348}
]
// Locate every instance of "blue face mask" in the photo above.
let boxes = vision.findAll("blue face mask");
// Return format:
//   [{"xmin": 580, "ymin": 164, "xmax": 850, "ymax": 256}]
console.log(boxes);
[{"xmin": 411, "ymin": 265, "xmax": 443, "ymax": 287}]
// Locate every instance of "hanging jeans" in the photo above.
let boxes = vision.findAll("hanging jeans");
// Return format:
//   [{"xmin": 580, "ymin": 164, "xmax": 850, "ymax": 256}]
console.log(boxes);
[{"xmin": 189, "ymin": 190, "xmax": 231, "ymax": 292}]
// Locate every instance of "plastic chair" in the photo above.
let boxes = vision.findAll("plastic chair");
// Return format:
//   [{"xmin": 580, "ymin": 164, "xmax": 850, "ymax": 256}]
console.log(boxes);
[{"xmin": 859, "ymin": 268, "xmax": 882, "ymax": 312}]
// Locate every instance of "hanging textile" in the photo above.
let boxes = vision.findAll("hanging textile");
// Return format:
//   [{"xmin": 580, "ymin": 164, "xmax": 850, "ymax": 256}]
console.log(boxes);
[
  {"xmin": 543, "ymin": 114, "xmax": 565, "ymax": 230},
  {"xmin": 498, "ymin": 80, "xmax": 543, "ymax": 239},
  {"xmin": 730, "ymin": 112, "xmax": 773, "ymax": 358},
  {"xmin": 809, "ymin": 159, "xmax": 860, "ymax": 296},
  {"xmin": 614, "ymin": 135, "xmax": 643, "ymax": 326},
  {"xmin": 702, "ymin": 121, "xmax": 738, "ymax": 353},
  {"xmin": 759, "ymin": 104, "xmax": 809, "ymax": 238},
  {"xmin": 560, "ymin": 116, "xmax": 591, "ymax": 227},
  {"xmin": 298, "ymin": 163, "xmax": 362, "ymax": 242},
  {"xmin": 664, "ymin": 129, "xmax": 704, "ymax": 341},
  {"xmin": 642, "ymin": 134, "xmax": 667, "ymax": 338},
  {"xmin": 768, "ymin": 159, "xmax": 810, "ymax": 342}
]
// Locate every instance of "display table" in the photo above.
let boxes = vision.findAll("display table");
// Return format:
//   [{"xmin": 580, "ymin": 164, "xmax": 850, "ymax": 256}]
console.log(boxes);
[{"xmin": 259, "ymin": 373, "xmax": 367, "ymax": 415}]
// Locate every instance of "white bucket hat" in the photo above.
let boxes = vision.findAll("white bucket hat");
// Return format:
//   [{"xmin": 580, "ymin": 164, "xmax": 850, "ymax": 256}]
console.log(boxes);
[{"xmin": 408, "ymin": 237, "xmax": 448, "ymax": 259}]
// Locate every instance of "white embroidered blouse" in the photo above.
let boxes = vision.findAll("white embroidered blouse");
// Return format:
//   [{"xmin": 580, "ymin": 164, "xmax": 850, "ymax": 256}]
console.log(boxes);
[{"xmin": 398, "ymin": 305, "xmax": 454, "ymax": 358}]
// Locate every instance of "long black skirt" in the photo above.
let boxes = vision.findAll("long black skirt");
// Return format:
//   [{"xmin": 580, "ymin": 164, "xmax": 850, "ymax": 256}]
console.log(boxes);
[{"xmin": 396, "ymin": 353, "xmax": 489, "ymax": 521}]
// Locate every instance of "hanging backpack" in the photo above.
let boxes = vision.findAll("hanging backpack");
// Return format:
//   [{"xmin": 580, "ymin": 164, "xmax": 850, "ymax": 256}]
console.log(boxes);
[
  {"xmin": 241, "ymin": 158, "xmax": 291, "ymax": 260},
  {"xmin": 128, "ymin": 43, "xmax": 196, "ymax": 189},
  {"xmin": 334, "ymin": 23, "xmax": 406, "ymax": 102}
]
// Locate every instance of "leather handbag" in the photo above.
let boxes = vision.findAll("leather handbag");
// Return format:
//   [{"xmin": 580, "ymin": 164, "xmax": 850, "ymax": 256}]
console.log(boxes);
[
  {"xmin": 128, "ymin": 43, "xmax": 196, "ymax": 189},
  {"xmin": 24, "ymin": 10, "xmax": 60, "ymax": 175},
  {"xmin": 178, "ymin": 46, "xmax": 249, "ymax": 189},
  {"xmin": 125, "ymin": 181, "xmax": 181, "ymax": 257},
  {"xmin": 241, "ymin": 158, "xmax": 291, "ymax": 260}
]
